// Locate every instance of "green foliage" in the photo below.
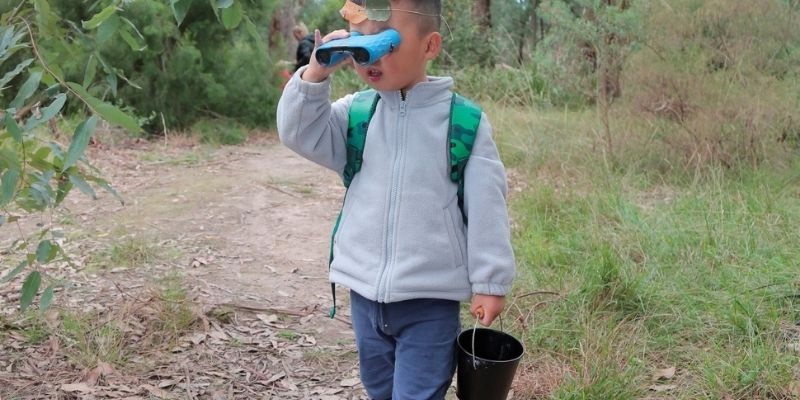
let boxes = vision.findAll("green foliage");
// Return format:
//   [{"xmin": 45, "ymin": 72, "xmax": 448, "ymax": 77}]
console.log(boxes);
[
  {"xmin": 438, "ymin": 0, "xmax": 493, "ymax": 68},
  {"xmin": 443, "ymin": 64, "xmax": 547, "ymax": 107},
  {"xmin": 498, "ymin": 102, "xmax": 800, "ymax": 397},
  {"xmin": 625, "ymin": 0, "xmax": 800, "ymax": 171},
  {"xmin": 535, "ymin": 0, "xmax": 642, "ymax": 106},
  {"xmin": 2, "ymin": 0, "xmax": 260, "ymax": 315},
  {"xmin": 192, "ymin": 118, "xmax": 247, "ymax": 145},
  {"xmin": 305, "ymin": 0, "xmax": 347, "ymax": 34},
  {"xmin": 0, "ymin": 14, "xmax": 123, "ymax": 313},
  {"xmin": 26, "ymin": 0, "xmax": 280, "ymax": 134},
  {"xmin": 59, "ymin": 309, "xmax": 129, "ymax": 368}
]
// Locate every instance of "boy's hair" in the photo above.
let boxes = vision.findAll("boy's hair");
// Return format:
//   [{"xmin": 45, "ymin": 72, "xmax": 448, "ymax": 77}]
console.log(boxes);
[
  {"xmin": 350, "ymin": 0, "xmax": 441, "ymax": 33},
  {"xmin": 399, "ymin": 0, "xmax": 441, "ymax": 33}
]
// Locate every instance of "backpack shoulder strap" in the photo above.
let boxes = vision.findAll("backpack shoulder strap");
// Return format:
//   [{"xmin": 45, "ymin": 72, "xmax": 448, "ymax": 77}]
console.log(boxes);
[
  {"xmin": 343, "ymin": 89, "xmax": 380, "ymax": 188},
  {"xmin": 449, "ymin": 93, "xmax": 482, "ymax": 223}
]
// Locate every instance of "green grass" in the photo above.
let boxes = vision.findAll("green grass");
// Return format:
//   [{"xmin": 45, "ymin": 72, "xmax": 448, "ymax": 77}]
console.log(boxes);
[
  {"xmin": 59, "ymin": 310, "xmax": 128, "ymax": 369},
  {"xmin": 138, "ymin": 144, "xmax": 216, "ymax": 166},
  {"xmin": 86, "ymin": 234, "xmax": 179, "ymax": 271},
  {"xmin": 495, "ymin": 104, "xmax": 800, "ymax": 398},
  {"xmin": 153, "ymin": 273, "xmax": 197, "ymax": 343}
]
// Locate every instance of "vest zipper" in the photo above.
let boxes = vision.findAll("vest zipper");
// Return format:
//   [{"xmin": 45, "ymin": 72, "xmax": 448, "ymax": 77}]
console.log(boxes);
[{"xmin": 377, "ymin": 95, "xmax": 407, "ymax": 302}]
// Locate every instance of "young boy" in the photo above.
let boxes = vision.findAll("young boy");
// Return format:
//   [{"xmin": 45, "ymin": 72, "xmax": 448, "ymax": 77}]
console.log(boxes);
[{"xmin": 276, "ymin": 0, "xmax": 515, "ymax": 398}]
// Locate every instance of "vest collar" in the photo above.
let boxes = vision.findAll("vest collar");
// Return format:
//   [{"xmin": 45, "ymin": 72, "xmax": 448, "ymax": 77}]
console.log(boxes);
[{"xmin": 375, "ymin": 76, "xmax": 454, "ymax": 108}]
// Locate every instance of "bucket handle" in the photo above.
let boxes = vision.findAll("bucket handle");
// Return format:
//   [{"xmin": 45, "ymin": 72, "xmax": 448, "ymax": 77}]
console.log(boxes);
[{"xmin": 471, "ymin": 307, "xmax": 505, "ymax": 369}]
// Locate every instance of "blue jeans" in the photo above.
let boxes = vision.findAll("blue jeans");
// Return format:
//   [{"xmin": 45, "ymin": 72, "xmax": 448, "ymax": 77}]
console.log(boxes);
[{"xmin": 349, "ymin": 290, "xmax": 461, "ymax": 400}]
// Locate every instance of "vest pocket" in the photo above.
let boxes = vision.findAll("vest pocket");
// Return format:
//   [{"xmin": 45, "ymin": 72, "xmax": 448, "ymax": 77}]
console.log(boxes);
[{"xmin": 442, "ymin": 204, "xmax": 465, "ymax": 268}]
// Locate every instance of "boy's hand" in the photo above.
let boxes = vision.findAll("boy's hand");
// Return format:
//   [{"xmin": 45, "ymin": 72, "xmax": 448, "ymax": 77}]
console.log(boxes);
[
  {"xmin": 302, "ymin": 29, "xmax": 352, "ymax": 83},
  {"xmin": 470, "ymin": 294, "xmax": 506, "ymax": 327}
]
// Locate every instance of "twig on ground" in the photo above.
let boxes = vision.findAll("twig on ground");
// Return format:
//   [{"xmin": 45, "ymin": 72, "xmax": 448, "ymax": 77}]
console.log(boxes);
[
  {"xmin": 264, "ymin": 183, "xmax": 300, "ymax": 198},
  {"xmin": 183, "ymin": 364, "xmax": 197, "ymax": 400},
  {"xmin": 515, "ymin": 290, "xmax": 561, "ymax": 299}
]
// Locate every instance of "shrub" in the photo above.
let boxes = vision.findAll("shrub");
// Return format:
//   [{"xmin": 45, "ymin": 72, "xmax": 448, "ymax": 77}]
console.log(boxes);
[
  {"xmin": 192, "ymin": 118, "xmax": 248, "ymax": 145},
  {"xmin": 33, "ymin": 0, "xmax": 281, "ymax": 134},
  {"xmin": 624, "ymin": 0, "xmax": 800, "ymax": 171}
]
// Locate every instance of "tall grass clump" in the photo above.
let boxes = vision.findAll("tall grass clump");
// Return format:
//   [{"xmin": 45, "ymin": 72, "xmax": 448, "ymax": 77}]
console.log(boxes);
[
  {"xmin": 500, "ymin": 99, "xmax": 800, "ymax": 397},
  {"xmin": 623, "ymin": 0, "xmax": 800, "ymax": 173}
]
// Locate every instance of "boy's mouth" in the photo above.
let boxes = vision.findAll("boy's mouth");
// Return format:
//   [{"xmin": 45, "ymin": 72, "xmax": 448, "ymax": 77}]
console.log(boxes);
[{"xmin": 366, "ymin": 67, "xmax": 382, "ymax": 82}]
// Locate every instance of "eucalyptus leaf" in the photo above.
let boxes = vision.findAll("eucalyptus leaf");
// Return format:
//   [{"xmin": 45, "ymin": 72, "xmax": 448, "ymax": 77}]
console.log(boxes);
[
  {"xmin": 63, "ymin": 116, "xmax": 97, "ymax": 170},
  {"xmin": 97, "ymin": 14, "xmax": 121, "ymax": 45},
  {"xmin": 171, "ymin": 0, "xmax": 194, "ymax": 26},
  {"xmin": 66, "ymin": 83, "xmax": 140, "ymax": 133},
  {"xmin": 0, "ymin": 148, "xmax": 21, "ymax": 171},
  {"xmin": 82, "ymin": 3, "xmax": 119, "ymax": 30},
  {"xmin": 10, "ymin": 71, "xmax": 42, "ymax": 109},
  {"xmin": 0, "ymin": 169, "xmax": 20, "ymax": 207},
  {"xmin": 39, "ymin": 285, "xmax": 55, "ymax": 312},
  {"xmin": 107, "ymin": 73, "xmax": 118, "ymax": 97},
  {"xmin": 221, "ymin": 0, "xmax": 243, "ymax": 29},
  {"xmin": 86, "ymin": 175, "xmax": 124, "ymax": 205},
  {"xmin": 24, "ymin": 93, "xmax": 66, "ymax": 131},
  {"xmin": 0, "ymin": 260, "xmax": 27, "ymax": 284},
  {"xmin": 20, "ymin": 271, "xmax": 41, "ymax": 312},
  {"xmin": 119, "ymin": 24, "xmax": 146, "ymax": 51},
  {"xmin": 83, "ymin": 55, "xmax": 98, "ymax": 87},
  {"xmin": 215, "ymin": 0, "xmax": 234, "ymax": 8},
  {"xmin": 0, "ymin": 58, "xmax": 34, "ymax": 91},
  {"xmin": 120, "ymin": 17, "xmax": 147, "ymax": 51},
  {"xmin": 69, "ymin": 174, "xmax": 97, "ymax": 199},
  {"xmin": 4, "ymin": 112, "xmax": 23, "ymax": 143},
  {"xmin": 35, "ymin": 240, "xmax": 56, "ymax": 263}
]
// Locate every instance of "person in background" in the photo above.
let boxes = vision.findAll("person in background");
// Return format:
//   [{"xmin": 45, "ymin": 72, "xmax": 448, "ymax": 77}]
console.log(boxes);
[{"xmin": 293, "ymin": 23, "xmax": 315, "ymax": 71}]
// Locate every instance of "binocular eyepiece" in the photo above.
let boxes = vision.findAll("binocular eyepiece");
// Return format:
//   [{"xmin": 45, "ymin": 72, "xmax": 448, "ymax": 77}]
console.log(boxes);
[{"xmin": 315, "ymin": 29, "xmax": 401, "ymax": 67}]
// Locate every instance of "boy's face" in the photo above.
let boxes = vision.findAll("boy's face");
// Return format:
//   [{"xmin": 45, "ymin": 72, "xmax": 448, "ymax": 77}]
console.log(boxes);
[{"xmin": 348, "ymin": 0, "xmax": 441, "ymax": 93}]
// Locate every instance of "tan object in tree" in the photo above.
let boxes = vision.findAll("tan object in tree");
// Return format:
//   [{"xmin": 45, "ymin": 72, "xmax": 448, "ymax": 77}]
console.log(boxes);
[{"xmin": 339, "ymin": 0, "xmax": 367, "ymax": 24}]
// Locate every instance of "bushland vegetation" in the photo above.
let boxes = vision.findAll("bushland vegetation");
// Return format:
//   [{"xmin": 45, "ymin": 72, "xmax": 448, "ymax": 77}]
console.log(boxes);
[{"xmin": 2, "ymin": 0, "xmax": 799, "ymax": 397}]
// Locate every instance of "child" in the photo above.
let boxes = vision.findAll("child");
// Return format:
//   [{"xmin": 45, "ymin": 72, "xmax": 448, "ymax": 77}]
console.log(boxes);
[{"xmin": 276, "ymin": 0, "xmax": 515, "ymax": 398}]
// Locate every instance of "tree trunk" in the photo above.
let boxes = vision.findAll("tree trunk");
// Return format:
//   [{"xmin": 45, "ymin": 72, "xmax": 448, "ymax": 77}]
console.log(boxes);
[
  {"xmin": 473, "ymin": 0, "xmax": 491, "ymax": 32},
  {"xmin": 530, "ymin": 0, "xmax": 540, "ymax": 49},
  {"xmin": 269, "ymin": 0, "xmax": 300, "ymax": 59}
]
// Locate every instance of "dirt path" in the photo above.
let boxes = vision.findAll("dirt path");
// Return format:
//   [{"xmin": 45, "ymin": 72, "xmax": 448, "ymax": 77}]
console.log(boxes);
[{"xmin": 0, "ymin": 136, "xmax": 375, "ymax": 399}]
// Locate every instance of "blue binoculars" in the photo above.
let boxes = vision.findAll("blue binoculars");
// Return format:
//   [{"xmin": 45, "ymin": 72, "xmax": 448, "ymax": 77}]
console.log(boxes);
[{"xmin": 315, "ymin": 29, "xmax": 401, "ymax": 67}]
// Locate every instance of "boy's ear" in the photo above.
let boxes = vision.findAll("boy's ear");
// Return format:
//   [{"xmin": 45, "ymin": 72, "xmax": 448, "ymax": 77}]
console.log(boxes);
[{"xmin": 424, "ymin": 31, "xmax": 442, "ymax": 61}]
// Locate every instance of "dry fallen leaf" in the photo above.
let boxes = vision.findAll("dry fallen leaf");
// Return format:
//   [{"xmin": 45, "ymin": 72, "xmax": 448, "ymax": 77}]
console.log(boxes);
[
  {"xmin": 653, "ymin": 366, "xmax": 676, "ymax": 381},
  {"xmin": 649, "ymin": 384, "xmax": 677, "ymax": 392},
  {"xmin": 61, "ymin": 383, "xmax": 95, "ymax": 393},
  {"xmin": 142, "ymin": 383, "xmax": 176, "ymax": 399},
  {"xmin": 186, "ymin": 332, "xmax": 207, "ymax": 345},
  {"xmin": 340, "ymin": 378, "xmax": 361, "ymax": 387},
  {"xmin": 158, "ymin": 377, "xmax": 184, "ymax": 388},
  {"xmin": 257, "ymin": 314, "xmax": 278, "ymax": 324},
  {"xmin": 265, "ymin": 372, "xmax": 285, "ymax": 384},
  {"xmin": 82, "ymin": 361, "xmax": 115, "ymax": 385},
  {"xmin": 209, "ymin": 328, "xmax": 228, "ymax": 341}
]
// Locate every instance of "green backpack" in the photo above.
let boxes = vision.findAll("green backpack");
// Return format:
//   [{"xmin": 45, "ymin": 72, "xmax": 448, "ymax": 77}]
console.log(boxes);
[{"xmin": 327, "ymin": 89, "xmax": 482, "ymax": 317}]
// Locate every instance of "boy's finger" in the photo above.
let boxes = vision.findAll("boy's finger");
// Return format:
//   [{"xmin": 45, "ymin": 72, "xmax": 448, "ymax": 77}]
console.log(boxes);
[
  {"xmin": 321, "ymin": 29, "xmax": 351, "ymax": 44},
  {"xmin": 475, "ymin": 306, "xmax": 485, "ymax": 320},
  {"xmin": 314, "ymin": 29, "xmax": 322, "ymax": 47}
]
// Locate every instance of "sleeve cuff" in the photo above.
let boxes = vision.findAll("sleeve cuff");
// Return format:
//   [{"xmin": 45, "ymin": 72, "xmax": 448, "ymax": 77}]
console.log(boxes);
[
  {"xmin": 471, "ymin": 282, "xmax": 512, "ymax": 296},
  {"xmin": 289, "ymin": 66, "xmax": 332, "ymax": 97}
]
